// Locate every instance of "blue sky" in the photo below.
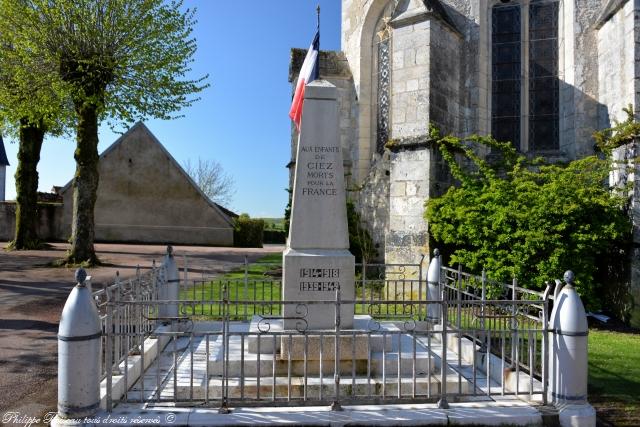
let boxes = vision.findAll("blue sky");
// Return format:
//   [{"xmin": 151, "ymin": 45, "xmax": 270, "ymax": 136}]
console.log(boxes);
[{"xmin": 2, "ymin": 0, "xmax": 342, "ymax": 218}]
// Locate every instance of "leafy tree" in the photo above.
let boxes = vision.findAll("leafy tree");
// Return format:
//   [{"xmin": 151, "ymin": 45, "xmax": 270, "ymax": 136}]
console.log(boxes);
[
  {"xmin": 425, "ymin": 125, "xmax": 632, "ymax": 309},
  {"xmin": 183, "ymin": 158, "xmax": 235, "ymax": 206},
  {"xmin": 0, "ymin": 32, "xmax": 72, "ymax": 249},
  {"xmin": 2, "ymin": 0, "xmax": 208, "ymax": 263}
]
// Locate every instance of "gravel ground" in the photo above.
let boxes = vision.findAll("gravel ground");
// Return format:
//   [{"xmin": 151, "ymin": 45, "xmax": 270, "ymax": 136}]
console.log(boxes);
[{"xmin": 0, "ymin": 242, "xmax": 283, "ymax": 425}]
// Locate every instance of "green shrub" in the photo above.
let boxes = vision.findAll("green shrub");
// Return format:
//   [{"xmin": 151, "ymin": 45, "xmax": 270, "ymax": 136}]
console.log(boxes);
[
  {"xmin": 234, "ymin": 214, "xmax": 264, "ymax": 248},
  {"xmin": 425, "ymin": 125, "xmax": 632, "ymax": 310},
  {"xmin": 263, "ymin": 229, "xmax": 286, "ymax": 244}
]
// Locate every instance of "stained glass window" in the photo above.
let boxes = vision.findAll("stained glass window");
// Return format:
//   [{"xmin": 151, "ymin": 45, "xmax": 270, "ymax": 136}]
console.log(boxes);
[
  {"xmin": 529, "ymin": 0, "xmax": 559, "ymax": 150},
  {"xmin": 376, "ymin": 35, "xmax": 391, "ymax": 154},
  {"xmin": 492, "ymin": 5, "xmax": 521, "ymax": 150},
  {"xmin": 491, "ymin": 1, "xmax": 559, "ymax": 152}
]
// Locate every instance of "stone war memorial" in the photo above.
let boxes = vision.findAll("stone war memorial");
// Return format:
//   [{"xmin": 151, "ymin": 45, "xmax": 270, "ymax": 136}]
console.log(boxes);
[
  {"xmin": 284, "ymin": 80, "xmax": 355, "ymax": 331},
  {"xmin": 53, "ymin": 76, "xmax": 596, "ymax": 427}
]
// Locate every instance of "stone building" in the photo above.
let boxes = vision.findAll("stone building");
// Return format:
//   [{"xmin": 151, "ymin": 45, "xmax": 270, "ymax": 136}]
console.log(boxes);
[
  {"xmin": 0, "ymin": 123, "xmax": 236, "ymax": 245},
  {"xmin": 58, "ymin": 122, "xmax": 235, "ymax": 245},
  {"xmin": 289, "ymin": 0, "xmax": 640, "ymax": 272}
]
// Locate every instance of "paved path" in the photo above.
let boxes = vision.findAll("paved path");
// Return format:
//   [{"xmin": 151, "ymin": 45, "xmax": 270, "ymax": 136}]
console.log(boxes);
[{"xmin": 0, "ymin": 242, "xmax": 283, "ymax": 425}]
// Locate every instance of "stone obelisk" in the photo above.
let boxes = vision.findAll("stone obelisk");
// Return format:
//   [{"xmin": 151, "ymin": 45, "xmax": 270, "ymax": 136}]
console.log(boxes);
[{"xmin": 283, "ymin": 80, "xmax": 355, "ymax": 330}]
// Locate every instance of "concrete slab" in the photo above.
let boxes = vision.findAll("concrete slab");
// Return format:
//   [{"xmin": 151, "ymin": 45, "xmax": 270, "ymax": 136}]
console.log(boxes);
[{"xmin": 93, "ymin": 400, "xmax": 548, "ymax": 426}]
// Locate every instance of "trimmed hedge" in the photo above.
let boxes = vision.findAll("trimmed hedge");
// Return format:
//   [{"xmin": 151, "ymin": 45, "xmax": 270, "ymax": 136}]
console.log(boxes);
[
  {"xmin": 263, "ymin": 229, "xmax": 286, "ymax": 244},
  {"xmin": 234, "ymin": 216, "xmax": 264, "ymax": 248}
]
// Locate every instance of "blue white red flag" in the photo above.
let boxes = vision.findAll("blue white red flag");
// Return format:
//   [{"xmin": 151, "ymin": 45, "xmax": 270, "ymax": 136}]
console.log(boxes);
[{"xmin": 289, "ymin": 31, "xmax": 319, "ymax": 131}]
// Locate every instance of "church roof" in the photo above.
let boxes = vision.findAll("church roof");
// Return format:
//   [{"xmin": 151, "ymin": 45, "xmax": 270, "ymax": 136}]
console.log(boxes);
[
  {"xmin": 391, "ymin": 0, "xmax": 462, "ymax": 36},
  {"xmin": 0, "ymin": 134, "xmax": 9, "ymax": 166}
]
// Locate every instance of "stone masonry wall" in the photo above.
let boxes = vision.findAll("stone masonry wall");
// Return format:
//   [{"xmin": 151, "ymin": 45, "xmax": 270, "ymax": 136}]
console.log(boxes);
[
  {"xmin": 353, "ymin": 153, "xmax": 390, "ymax": 263},
  {"xmin": 0, "ymin": 201, "xmax": 63, "ymax": 241},
  {"xmin": 390, "ymin": 18, "xmax": 432, "ymax": 138},
  {"xmin": 610, "ymin": 141, "xmax": 640, "ymax": 327},
  {"xmin": 387, "ymin": 146, "xmax": 430, "ymax": 271},
  {"xmin": 429, "ymin": 17, "xmax": 462, "ymax": 135},
  {"xmin": 597, "ymin": 1, "xmax": 638, "ymax": 124}
]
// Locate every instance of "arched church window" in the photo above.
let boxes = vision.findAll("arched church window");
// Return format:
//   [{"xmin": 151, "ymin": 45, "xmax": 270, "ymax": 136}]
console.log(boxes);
[
  {"xmin": 529, "ymin": 0, "xmax": 559, "ymax": 150},
  {"xmin": 491, "ymin": 0, "xmax": 559, "ymax": 152},
  {"xmin": 374, "ymin": 14, "xmax": 392, "ymax": 154}
]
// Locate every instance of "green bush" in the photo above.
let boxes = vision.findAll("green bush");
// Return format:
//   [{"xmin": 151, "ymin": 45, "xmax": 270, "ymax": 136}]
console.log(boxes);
[
  {"xmin": 425, "ymin": 125, "xmax": 632, "ymax": 310},
  {"xmin": 263, "ymin": 229, "xmax": 286, "ymax": 244},
  {"xmin": 234, "ymin": 214, "xmax": 264, "ymax": 248}
]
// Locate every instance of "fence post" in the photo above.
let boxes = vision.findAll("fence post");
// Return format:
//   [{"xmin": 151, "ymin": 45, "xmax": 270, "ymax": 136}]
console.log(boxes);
[
  {"xmin": 418, "ymin": 253, "xmax": 425, "ymax": 318},
  {"xmin": 438, "ymin": 285, "xmax": 449, "ymax": 409},
  {"xmin": 244, "ymin": 255, "xmax": 248, "ymax": 319},
  {"xmin": 426, "ymin": 249, "xmax": 441, "ymax": 324},
  {"xmin": 112, "ymin": 272, "xmax": 121, "ymax": 375},
  {"xmin": 219, "ymin": 284, "xmax": 231, "ymax": 414},
  {"xmin": 480, "ymin": 269, "xmax": 487, "ymax": 352},
  {"xmin": 362, "ymin": 257, "xmax": 367, "ymax": 304},
  {"xmin": 159, "ymin": 245, "xmax": 179, "ymax": 321},
  {"xmin": 548, "ymin": 271, "xmax": 595, "ymax": 426},
  {"xmin": 332, "ymin": 285, "xmax": 343, "ymax": 411},
  {"xmin": 55, "ymin": 268, "xmax": 102, "ymax": 421},
  {"xmin": 511, "ymin": 277, "xmax": 518, "ymax": 369},
  {"xmin": 542, "ymin": 282, "xmax": 552, "ymax": 406}
]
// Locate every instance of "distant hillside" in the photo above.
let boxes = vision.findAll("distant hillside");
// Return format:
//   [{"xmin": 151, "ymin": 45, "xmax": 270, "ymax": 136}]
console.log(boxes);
[{"xmin": 259, "ymin": 218, "xmax": 285, "ymax": 231}]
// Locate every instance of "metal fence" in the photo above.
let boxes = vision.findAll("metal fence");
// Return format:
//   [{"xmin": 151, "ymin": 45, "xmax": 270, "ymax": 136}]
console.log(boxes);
[
  {"xmin": 96, "ymin": 252, "xmax": 552, "ymax": 412},
  {"xmin": 94, "ymin": 262, "xmax": 166, "ymax": 381}
]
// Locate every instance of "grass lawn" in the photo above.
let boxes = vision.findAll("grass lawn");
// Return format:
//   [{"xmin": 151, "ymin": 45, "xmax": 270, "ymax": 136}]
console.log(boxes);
[
  {"xmin": 588, "ymin": 328, "xmax": 640, "ymax": 426},
  {"xmin": 179, "ymin": 252, "xmax": 283, "ymax": 318},
  {"xmin": 260, "ymin": 218, "xmax": 285, "ymax": 231}
]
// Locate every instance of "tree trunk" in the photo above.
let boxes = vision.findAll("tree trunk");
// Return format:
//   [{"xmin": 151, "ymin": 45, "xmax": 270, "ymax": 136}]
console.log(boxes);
[
  {"xmin": 67, "ymin": 103, "xmax": 100, "ymax": 264},
  {"xmin": 12, "ymin": 119, "xmax": 45, "ymax": 250}
]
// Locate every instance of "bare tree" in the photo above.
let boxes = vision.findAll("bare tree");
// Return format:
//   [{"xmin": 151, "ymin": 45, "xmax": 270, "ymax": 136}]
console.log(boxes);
[{"xmin": 183, "ymin": 158, "xmax": 235, "ymax": 206}]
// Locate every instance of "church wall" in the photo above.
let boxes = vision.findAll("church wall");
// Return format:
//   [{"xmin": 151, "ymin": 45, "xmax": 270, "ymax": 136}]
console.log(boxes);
[
  {"xmin": 610, "ymin": 140, "xmax": 640, "ymax": 327},
  {"xmin": 597, "ymin": 1, "xmax": 638, "ymax": 124},
  {"xmin": 390, "ymin": 19, "xmax": 432, "ymax": 138},
  {"xmin": 386, "ymin": 146, "xmax": 431, "ymax": 271},
  {"xmin": 568, "ymin": 1, "xmax": 605, "ymax": 159},
  {"xmin": 353, "ymin": 153, "xmax": 390, "ymax": 262},
  {"xmin": 429, "ymin": 18, "xmax": 462, "ymax": 135}
]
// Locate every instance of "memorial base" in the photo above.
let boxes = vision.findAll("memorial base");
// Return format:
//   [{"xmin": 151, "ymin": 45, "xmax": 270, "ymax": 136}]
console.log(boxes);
[{"xmin": 282, "ymin": 248, "xmax": 355, "ymax": 330}]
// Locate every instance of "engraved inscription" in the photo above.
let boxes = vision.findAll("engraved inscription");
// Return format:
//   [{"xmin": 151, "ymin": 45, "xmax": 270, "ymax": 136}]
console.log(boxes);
[
  {"xmin": 299, "ymin": 268, "xmax": 340, "ymax": 292},
  {"xmin": 300, "ymin": 145, "xmax": 340, "ymax": 197}
]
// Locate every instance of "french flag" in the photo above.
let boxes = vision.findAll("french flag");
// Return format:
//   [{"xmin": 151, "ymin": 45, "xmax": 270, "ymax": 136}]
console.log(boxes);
[{"xmin": 289, "ymin": 31, "xmax": 320, "ymax": 131}]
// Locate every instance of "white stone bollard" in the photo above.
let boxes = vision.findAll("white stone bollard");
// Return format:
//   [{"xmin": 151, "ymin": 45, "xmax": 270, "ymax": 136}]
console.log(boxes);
[
  {"xmin": 56, "ymin": 268, "xmax": 101, "ymax": 420},
  {"xmin": 426, "ymin": 249, "xmax": 442, "ymax": 323},
  {"xmin": 159, "ymin": 245, "xmax": 179, "ymax": 319},
  {"xmin": 548, "ymin": 270, "xmax": 596, "ymax": 427}
]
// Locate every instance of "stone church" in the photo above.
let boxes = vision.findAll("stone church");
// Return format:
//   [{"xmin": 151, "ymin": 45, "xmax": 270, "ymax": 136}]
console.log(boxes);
[{"xmin": 289, "ymin": 0, "xmax": 639, "ymax": 271}]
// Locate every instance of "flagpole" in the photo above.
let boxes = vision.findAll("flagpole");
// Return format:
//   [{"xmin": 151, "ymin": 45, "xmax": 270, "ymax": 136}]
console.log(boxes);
[{"xmin": 316, "ymin": 4, "xmax": 320, "ymax": 79}]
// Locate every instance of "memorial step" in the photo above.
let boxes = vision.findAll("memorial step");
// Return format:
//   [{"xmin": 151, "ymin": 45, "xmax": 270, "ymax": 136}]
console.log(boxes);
[
  {"xmin": 173, "ymin": 373, "xmax": 472, "ymax": 400},
  {"xmin": 247, "ymin": 314, "xmax": 395, "ymax": 355}
]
